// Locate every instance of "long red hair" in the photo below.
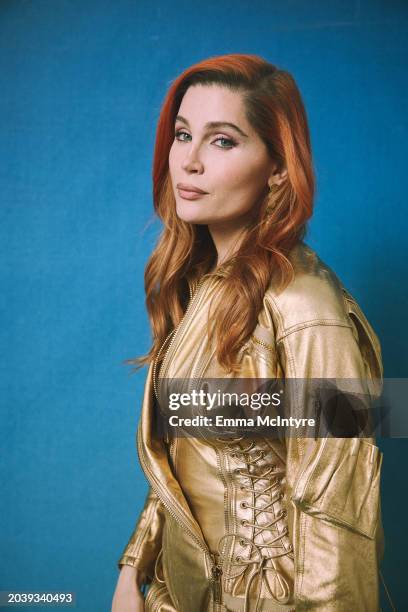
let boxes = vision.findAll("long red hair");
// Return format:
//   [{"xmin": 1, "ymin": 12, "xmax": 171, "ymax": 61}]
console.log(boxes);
[{"xmin": 126, "ymin": 53, "xmax": 315, "ymax": 374}]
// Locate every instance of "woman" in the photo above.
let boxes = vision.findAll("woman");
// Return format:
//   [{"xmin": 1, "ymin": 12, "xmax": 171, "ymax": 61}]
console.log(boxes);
[{"xmin": 112, "ymin": 54, "xmax": 385, "ymax": 611}]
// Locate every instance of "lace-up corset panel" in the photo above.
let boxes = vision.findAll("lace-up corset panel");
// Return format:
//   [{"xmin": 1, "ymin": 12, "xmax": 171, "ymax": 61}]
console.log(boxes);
[{"xmin": 214, "ymin": 435, "xmax": 294, "ymax": 612}]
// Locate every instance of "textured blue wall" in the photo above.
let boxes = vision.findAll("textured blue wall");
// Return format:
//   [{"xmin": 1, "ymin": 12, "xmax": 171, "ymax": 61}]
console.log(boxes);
[{"xmin": 0, "ymin": 1, "xmax": 406, "ymax": 609}]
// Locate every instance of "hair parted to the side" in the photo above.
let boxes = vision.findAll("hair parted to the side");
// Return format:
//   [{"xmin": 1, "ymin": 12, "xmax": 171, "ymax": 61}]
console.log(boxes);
[{"xmin": 125, "ymin": 53, "xmax": 315, "ymax": 374}]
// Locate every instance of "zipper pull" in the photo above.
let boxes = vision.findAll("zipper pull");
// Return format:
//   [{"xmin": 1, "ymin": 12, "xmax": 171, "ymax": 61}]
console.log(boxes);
[{"xmin": 210, "ymin": 555, "xmax": 223, "ymax": 604}]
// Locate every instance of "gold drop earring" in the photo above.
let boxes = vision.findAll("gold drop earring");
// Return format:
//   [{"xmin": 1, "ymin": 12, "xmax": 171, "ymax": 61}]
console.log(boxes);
[
  {"xmin": 266, "ymin": 170, "xmax": 287, "ymax": 212},
  {"xmin": 266, "ymin": 180, "xmax": 277, "ymax": 213}
]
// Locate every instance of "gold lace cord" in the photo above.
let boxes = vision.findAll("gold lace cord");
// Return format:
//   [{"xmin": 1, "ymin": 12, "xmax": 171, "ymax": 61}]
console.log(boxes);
[
  {"xmin": 215, "ymin": 437, "xmax": 293, "ymax": 612},
  {"xmin": 154, "ymin": 548, "xmax": 166, "ymax": 585}
]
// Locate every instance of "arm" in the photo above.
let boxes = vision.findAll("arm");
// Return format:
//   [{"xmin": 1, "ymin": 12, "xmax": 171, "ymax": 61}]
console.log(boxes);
[
  {"xmin": 278, "ymin": 305, "xmax": 384, "ymax": 610},
  {"xmin": 117, "ymin": 485, "xmax": 166, "ymax": 587}
]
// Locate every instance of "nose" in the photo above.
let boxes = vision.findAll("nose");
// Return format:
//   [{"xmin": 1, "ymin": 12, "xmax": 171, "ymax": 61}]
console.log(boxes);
[{"xmin": 181, "ymin": 146, "xmax": 204, "ymax": 174}]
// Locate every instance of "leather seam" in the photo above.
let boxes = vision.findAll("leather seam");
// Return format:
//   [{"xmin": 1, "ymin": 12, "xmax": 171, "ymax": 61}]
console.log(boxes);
[{"xmin": 277, "ymin": 319, "xmax": 352, "ymax": 342}]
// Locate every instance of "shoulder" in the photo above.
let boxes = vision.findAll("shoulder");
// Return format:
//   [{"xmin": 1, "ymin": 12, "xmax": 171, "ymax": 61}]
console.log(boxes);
[
  {"xmin": 261, "ymin": 241, "xmax": 383, "ymax": 384},
  {"xmin": 264, "ymin": 241, "xmax": 351, "ymax": 340}
]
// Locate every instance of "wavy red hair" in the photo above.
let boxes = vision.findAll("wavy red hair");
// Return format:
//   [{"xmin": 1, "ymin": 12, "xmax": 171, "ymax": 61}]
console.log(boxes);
[{"xmin": 126, "ymin": 53, "xmax": 315, "ymax": 374}]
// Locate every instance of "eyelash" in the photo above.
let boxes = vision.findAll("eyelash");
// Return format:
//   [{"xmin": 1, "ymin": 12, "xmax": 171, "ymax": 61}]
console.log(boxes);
[{"xmin": 174, "ymin": 129, "xmax": 237, "ymax": 149}]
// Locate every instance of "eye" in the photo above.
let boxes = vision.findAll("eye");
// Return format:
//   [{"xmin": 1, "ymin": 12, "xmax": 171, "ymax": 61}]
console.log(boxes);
[
  {"xmin": 212, "ymin": 136, "xmax": 236, "ymax": 149},
  {"xmin": 174, "ymin": 129, "xmax": 191, "ymax": 142}
]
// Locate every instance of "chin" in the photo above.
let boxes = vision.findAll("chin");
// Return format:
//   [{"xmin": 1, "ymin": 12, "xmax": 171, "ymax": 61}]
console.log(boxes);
[{"xmin": 175, "ymin": 203, "xmax": 212, "ymax": 225}]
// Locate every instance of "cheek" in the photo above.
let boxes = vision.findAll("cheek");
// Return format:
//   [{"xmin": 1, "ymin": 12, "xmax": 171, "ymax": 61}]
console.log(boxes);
[
  {"xmin": 216, "ymin": 158, "xmax": 268, "ymax": 199},
  {"xmin": 168, "ymin": 144, "xmax": 179, "ymax": 179}
]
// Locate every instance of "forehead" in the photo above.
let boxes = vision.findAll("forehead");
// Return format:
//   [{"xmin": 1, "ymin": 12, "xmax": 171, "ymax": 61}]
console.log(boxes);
[{"xmin": 177, "ymin": 84, "xmax": 248, "ymax": 127}]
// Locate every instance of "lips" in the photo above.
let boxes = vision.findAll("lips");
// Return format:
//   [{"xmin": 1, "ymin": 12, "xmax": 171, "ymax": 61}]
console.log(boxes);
[{"xmin": 176, "ymin": 183, "xmax": 208, "ymax": 194}]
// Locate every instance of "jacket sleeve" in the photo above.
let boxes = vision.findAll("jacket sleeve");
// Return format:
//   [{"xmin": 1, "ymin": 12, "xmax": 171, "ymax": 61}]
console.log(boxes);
[
  {"xmin": 277, "ymin": 291, "xmax": 385, "ymax": 610},
  {"xmin": 117, "ymin": 484, "xmax": 166, "ymax": 585}
]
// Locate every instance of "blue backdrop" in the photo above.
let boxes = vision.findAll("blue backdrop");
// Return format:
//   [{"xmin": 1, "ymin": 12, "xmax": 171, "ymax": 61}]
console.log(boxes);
[{"xmin": 1, "ymin": 1, "xmax": 406, "ymax": 610}]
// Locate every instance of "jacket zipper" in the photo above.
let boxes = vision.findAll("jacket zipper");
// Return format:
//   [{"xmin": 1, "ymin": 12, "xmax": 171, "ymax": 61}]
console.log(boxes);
[
  {"xmin": 158, "ymin": 275, "xmax": 213, "ymax": 382},
  {"xmin": 137, "ymin": 425, "xmax": 223, "ymax": 605},
  {"xmin": 152, "ymin": 330, "xmax": 176, "ymax": 402},
  {"xmin": 251, "ymin": 334, "xmax": 275, "ymax": 351},
  {"xmin": 152, "ymin": 275, "xmax": 212, "ymax": 402},
  {"xmin": 151, "ymin": 279, "xmax": 197, "ymax": 402},
  {"xmin": 152, "ymin": 278, "xmax": 198, "ymax": 399},
  {"xmin": 184, "ymin": 343, "xmax": 231, "ymax": 575},
  {"xmin": 179, "ymin": 302, "xmax": 237, "ymax": 587},
  {"xmin": 144, "ymin": 274, "xmax": 223, "ymax": 606},
  {"xmin": 210, "ymin": 563, "xmax": 223, "ymax": 604}
]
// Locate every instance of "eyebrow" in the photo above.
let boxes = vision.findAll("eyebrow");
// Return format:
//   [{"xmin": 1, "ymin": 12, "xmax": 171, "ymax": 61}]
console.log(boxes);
[{"xmin": 175, "ymin": 114, "xmax": 249, "ymax": 138}]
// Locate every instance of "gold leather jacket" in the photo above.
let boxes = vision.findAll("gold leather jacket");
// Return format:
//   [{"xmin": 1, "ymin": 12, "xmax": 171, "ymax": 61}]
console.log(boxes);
[{"xmin": 118, "ymin": 242, "xmax": 384, "ymax": 611}]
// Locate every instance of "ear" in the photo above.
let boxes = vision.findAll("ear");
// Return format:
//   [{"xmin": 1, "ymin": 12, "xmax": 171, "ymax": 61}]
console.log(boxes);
[{"xmin": 268, "ymin": 167, "xmax": 288, "ymax": 188}]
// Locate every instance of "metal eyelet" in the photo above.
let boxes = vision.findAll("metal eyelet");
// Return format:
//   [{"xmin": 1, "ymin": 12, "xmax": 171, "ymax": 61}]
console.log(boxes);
[
  {"xmin": 280, "ymin": 509, "xmax": 287, "ymax": 518},
  {"xmin": 240, "ymin": 485, "xmax": 245, "ymax": 491},
  {"xmin": 239, "ymin": 538, "xmax": 247, "ymax": 547},
  {"xmin": 287, "ymin": 543, "xmax": 293, "ymax": 551},
  {"xmin": 240, "ymin": 501, "xmax": 247, "ymax": 509},
  {"xmin": 234, "ymin": 468, "xmax": 241, "ymax": 475},
  {"xmin": 230, "ymin": 452, "xmax": 237, "ymax": 458},
  {"xmin": 235, "ymin": 555, "xmax": 242, "ymax": 562},
  {"xmin": 240, "ymin": 519, "xmax": 247, "ymax": 526}
]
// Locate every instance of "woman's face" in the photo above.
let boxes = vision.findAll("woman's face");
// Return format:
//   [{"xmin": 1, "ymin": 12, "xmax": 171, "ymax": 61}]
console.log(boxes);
[{"xmin": 168, "ymin": 84, "xmax": 276, "ymax": 227}]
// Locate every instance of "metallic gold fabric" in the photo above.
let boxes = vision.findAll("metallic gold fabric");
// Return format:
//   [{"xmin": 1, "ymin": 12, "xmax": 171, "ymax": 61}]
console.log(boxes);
[
  {"xmin": 118, "ymin": 241, "xmax": 384, "ymax": 612},
  {"xmin": 167, "ymin": 436, "xmax": 225, "ymax": 556}
]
